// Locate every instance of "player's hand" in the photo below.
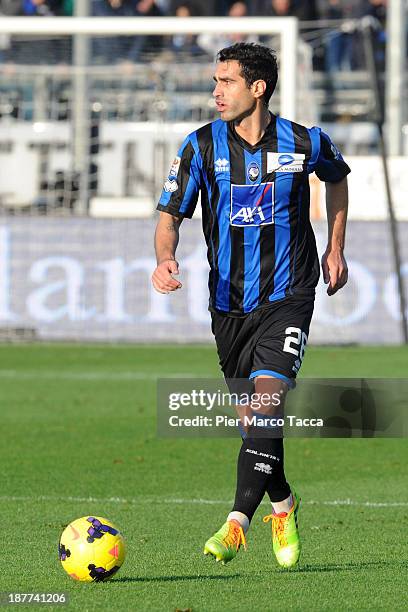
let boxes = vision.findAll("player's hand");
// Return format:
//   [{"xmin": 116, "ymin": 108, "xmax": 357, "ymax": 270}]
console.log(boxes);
[
  {"xmin": 151, "ymin": 259, "xmax": 182, "ymax": 294},
  {"xmin": 321, "ymin": 248, "xmax": 348, "ymax": 296}
]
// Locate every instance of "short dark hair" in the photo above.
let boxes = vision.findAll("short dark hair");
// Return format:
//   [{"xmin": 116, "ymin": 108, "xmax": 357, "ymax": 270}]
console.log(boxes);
[{"xmin": 216, "ymin": 43, "xmax": 278, "ymax": 105}]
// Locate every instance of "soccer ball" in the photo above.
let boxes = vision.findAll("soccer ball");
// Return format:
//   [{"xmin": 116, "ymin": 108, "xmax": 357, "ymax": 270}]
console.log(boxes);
[{"xmin": 58, "ymin": 516, "xmax": 126, "ymax": 582}]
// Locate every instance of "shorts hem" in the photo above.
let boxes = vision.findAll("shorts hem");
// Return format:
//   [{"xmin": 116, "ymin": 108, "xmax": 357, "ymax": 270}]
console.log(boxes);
[{"xmin": 249, "ymin": 369, "xmax": 296, "ymax": 389}]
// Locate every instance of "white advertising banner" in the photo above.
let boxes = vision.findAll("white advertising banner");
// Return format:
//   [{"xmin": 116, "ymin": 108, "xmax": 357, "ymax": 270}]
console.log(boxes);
[
  {"xmin": 312, "ymin": 157, "xmax": 408, "ymax": 221},
  {"xmin": 0, "ymin": 218, "xmax": 407, "ymax": 343}
]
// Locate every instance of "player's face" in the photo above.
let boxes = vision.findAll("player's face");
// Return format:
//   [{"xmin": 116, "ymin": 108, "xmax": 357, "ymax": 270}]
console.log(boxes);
[{"xmin": 213, "ymin": 60, "xmax": 257, "ymax": 122}]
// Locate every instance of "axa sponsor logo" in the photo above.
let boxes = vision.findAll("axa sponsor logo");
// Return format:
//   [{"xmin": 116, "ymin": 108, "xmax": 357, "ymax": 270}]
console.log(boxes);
[
  {"xmin": 215, "ymin": 157, "xmax": 230, "ymax": 173},
  {"xmin": 231, "ymin": 206, "xmax": 266, "ymax": 224},
  {"xmin": 230, "ymin": 182, "xmax": 274, "ymax": 227},
  {"xmin": 254, "ymin": 462, "xmax": 273, "ymax": 474},
  {"xmin": 267, "ymin": 152, "xmax": 305, "ymax": 173}
]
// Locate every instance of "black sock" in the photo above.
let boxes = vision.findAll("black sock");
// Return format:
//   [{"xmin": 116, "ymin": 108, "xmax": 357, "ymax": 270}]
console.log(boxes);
[
  {"xmin": 264, "ymin": 437, "xmax": 291, "ymax": 503},
  {"xmin": 232, "ymin": 432, "xmax": 290, "ymax": 522}
]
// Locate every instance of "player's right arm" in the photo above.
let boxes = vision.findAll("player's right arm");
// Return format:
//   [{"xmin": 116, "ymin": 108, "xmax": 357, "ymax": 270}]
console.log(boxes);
[
  {"xmin": 152, "ymin": 212, "xmax": 183, "ymax": 294},
  {"xmin": 151, "ymin": 134, "xmax": 201, "ymax": 294}
]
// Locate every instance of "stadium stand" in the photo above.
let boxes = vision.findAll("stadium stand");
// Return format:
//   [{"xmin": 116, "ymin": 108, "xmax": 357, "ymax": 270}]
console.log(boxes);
[{"xmin": 0, "ymin": 0, "xmax": 404, "ymax": 215}]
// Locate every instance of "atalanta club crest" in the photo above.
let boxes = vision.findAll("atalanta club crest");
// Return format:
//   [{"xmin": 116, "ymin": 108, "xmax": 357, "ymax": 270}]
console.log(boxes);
[{"xmin": 247, "ymin": 161, "xmax": 260, "ymax": 182}]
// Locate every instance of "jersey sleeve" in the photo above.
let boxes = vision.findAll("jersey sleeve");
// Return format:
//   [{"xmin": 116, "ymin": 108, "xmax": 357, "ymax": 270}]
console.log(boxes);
[
  {"xmin": 312, "ymin": 129, "xmax": 351, "ymax": 183},
  {"xmin": 156, "ymin": 135, "xmax": 201, "ymax": 219}
]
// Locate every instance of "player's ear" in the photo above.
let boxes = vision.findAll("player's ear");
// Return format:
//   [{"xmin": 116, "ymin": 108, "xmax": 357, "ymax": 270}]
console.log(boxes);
[{"xmin": 252, "ymin": 79, "xmax": 267, "ymax": 100}]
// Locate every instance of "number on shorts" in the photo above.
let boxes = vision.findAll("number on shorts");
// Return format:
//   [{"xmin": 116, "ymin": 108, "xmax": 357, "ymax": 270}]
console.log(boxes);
[{"xmin": 283, "ymin": 327, "xmax": 308, "ymax": 361}]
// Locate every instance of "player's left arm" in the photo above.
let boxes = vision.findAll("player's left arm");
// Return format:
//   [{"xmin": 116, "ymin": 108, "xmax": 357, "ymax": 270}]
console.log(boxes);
[
  {"xmin": 321, "ymin": 176, "xmax": 348, "ymax": 296},
  {"xmin": 312, "ymin": 130, "xmax": 351, "ymax": 296}
]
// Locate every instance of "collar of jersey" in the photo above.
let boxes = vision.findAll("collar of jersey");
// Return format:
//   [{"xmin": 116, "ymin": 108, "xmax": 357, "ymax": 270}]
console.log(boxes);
[{"xmin": 228, "ymin": 113, "xmax": 277, "ymax": 154}]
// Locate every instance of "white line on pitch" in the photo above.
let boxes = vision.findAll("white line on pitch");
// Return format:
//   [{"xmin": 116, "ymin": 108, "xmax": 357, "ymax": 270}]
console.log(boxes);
[{"xmin": 0, "ymin": 495, "xmax": 407, "ymax": 508}]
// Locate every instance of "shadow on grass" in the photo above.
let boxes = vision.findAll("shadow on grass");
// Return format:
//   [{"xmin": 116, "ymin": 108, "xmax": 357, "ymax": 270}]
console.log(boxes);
[
  {"xmin": 110, "ymin": 560, "xmax": 408, "ymax": 583},
  {"xmin": 289, "ymin": 560, "xmax": 408, "ymax": 574},
  {"xmin": 112, "ymin": 574, "xmax": 241, "ymax": 584}
]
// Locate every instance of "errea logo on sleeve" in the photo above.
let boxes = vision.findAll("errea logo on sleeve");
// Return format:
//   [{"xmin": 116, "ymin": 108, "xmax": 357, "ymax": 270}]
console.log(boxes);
[
  {"xmin": 163, "ymin": 179, "xmax": 178, "ymax": 193},
  {"xmin": 267, "ymin": 152, "xmax": 305, "ymax": 173}
]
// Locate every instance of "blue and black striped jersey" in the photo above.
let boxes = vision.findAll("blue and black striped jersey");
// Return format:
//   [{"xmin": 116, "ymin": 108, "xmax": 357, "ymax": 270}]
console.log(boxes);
[{"xmin": 157, "ymin": 114, "xmax": 350, "ymax": 316}]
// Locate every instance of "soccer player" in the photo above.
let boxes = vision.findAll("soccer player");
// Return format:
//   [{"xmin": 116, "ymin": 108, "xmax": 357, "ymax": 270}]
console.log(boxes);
[{"xmin": 152, "ymin": 43, "xmax": 349, "ymax": 568}]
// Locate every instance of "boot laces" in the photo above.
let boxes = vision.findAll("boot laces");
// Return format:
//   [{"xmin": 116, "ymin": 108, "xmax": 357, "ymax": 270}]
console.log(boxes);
[
  {"xmin": 223, "ymin": 521, "xmax": 247, "ymax": 551},
  {"xmin": 263, "ymin": 512, "xmax": 287, "ymax": 546}
]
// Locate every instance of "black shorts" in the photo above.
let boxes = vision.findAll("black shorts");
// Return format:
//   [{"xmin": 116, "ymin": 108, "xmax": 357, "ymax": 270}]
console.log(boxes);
[{"xmin": 211, "ymin": 296, "xmax": 315, "ymax": 389}]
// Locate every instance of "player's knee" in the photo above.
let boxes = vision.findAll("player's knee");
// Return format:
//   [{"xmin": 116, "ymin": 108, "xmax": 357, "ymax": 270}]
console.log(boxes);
[{"xmin": 252, "ymin": 375, "xmax": 288, "ymax": 415}]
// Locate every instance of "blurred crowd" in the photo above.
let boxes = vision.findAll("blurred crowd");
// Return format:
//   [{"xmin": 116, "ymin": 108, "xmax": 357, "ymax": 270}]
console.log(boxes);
[
  {"xmin": 0, "ymin": 0, "xmax": 389, "ymax": 71},
  {"xmin": 0, "ymin": 0, "xmax": 388, "ymax": 19}
]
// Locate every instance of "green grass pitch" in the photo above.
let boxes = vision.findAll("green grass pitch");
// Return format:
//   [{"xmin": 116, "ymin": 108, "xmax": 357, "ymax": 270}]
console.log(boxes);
[{"xmin": 0, "ymin": 344, "xmax": 407, "ymax": 611}]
